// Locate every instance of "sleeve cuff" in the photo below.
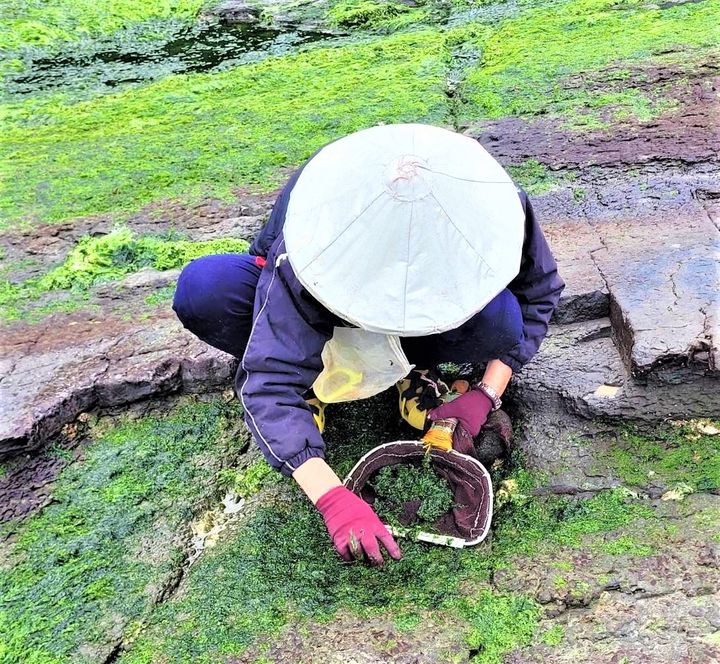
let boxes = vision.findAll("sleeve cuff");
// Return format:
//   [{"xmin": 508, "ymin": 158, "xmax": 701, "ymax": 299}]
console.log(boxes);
[
  {"xmin": 495, "ymin": 350, "xmax": 524, "ymax": 374},
  {"xmin": 280, "ymin": 446, "xmax": 326, "ymax": 477}
]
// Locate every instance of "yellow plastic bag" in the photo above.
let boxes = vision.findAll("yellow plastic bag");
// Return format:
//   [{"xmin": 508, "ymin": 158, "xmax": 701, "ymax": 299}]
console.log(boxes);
[{"xmin": 312, "ymin": 328, "xmax": 414, "ymax": 403}]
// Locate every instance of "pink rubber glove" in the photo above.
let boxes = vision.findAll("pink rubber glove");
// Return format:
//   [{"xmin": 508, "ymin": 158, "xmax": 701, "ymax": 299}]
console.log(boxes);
[
  {"xmin": 316, "ymin": 486, "xmax": 402, "ymax": 564},
  {"xmin": 427, "ymin": 389, "xmax": 493, "ymax": 437}
]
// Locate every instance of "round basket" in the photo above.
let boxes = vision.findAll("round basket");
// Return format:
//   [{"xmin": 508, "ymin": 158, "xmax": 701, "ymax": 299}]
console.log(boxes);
[{"xmin": 344, "ymin": 441, "xmax": 493, "ymax": 548}]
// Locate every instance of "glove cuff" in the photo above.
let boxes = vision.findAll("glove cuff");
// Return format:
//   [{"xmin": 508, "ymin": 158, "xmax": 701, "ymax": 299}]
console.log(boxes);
[
  {"xmin": 315, "ymin": 485, "xmax": 349, "ymax": 513},
  {"xmin": 473, "ymin": 382, "xmax": 502, "ymax": 411}
]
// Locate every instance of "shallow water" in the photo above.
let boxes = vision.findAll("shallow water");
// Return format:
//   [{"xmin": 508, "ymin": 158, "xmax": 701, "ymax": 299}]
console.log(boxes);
[{"xmin": 4, "ymin": 20, "xmax": 327, "ymax": 97}]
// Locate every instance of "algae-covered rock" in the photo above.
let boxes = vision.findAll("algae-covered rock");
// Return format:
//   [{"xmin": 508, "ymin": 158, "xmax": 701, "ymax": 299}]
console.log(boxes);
[{"xmin": 0, "ymin": 397, "xmax": 250, "ymax": 663}]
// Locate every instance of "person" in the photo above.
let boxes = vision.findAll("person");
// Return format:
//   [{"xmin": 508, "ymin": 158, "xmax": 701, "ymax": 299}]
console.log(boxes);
[{"xmin": 173, "ymin": 124, "xmax": 564, "ymax": 565}]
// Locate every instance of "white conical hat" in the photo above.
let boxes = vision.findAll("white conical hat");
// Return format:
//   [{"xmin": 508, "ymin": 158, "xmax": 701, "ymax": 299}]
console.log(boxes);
[{"xmin": 284, "ymin": 123, "xmax": 525, "ymax": 336}]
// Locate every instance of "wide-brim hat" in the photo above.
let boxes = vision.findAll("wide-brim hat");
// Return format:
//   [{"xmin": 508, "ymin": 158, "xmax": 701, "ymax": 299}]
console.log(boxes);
[{"xmin": 284, "ymin": 123, "xmax": 525, "ymax": 336}]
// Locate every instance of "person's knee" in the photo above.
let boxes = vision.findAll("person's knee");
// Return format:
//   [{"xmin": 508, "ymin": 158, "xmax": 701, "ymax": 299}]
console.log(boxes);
[
  {"xmin": 172, "ymin": 253, "xmax": 262, "ymax": 358},
  {"xmin": 173, "ymin": 254, "xmax": 251, "ymax": 333},
  {"xmin": 172, "ymin": 257, "xmax": 211, "ymax": 330}
]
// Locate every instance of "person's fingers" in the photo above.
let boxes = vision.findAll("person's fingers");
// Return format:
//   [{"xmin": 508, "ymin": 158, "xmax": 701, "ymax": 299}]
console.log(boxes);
[
  {"xmin": 337, "ymin": 545, "xmax": 354, "ymax": 562},
  {"xmin": 360, "ymin": 532, "xmax": 384, "ymax": 566},
  {"xmin": 378, "ymin": 530, "xmax": 403, "ymax": 560},
  {"xmin": 333, "ymin": 534, "xmax": 355, "ymax": 562},
  {"xmin": 427, "ymin": 402, "xmax": 453, "ymax": 421},
  {"xmin": 451, "ymin": 379, "xmax": 470, "ymax": 394}
]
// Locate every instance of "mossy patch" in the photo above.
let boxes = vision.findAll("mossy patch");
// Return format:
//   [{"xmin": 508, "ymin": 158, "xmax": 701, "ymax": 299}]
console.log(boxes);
[
  {"xmin": 4, "ymin": 0, "xmax": 714, "ymax": 228},
  {"xmin": 116, "ymin": 463, "xmax": 658, "ymax": 663},
  {"xmin": 217, "ymin": 459, "xmax": 279, "ymax": 499},
  {"xmin": 462, "ymin": 0, "xmax": 720, "ymax": 123},
  {"xmin": 143, "ymin": 283, "xmax": 177, "ymax": 307},
  {"xmin": 0, "ymin": 226, "xmax": 248, "ymax": 321},
  {"xmin": 601, "ymin": 421, "xmax": 720, "ymax": 491},
  {"xmin": 327, "ymin": 0, "xmax": 422, "ymax": 31},
  {"xmin": 506, "ymin": 159, "xmax": 559, "ymax": 196},
  {"xmin": 539, "ymin": 623, "xmax": 565, "ymax": 647},
  {"xmin": 461, "ymin": 591, "xmax": 541, "ymax": 663},
  {"xmin": 0, "ymin": 397, "xmax": 247, "ymax": 663},
  {"xmin": 0, "ymin": 29, "xmax": 448, "ymax": 227},
  {"xmin": 0, "ymin": 0, "xmax": 205, "ymax": 50},
  {"xmin": 596, "ymin": 534, "xmax": 655, "ymax": 557},
  {"xmin": 118, "ymin": 492, "xmax": 542, "ymax": 664}
]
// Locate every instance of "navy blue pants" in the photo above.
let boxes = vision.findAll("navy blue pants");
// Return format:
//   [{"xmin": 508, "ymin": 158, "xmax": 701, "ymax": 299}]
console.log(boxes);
[{"xmin": 173, "ymin": 253, "xmax": 524, "ymax": 366}]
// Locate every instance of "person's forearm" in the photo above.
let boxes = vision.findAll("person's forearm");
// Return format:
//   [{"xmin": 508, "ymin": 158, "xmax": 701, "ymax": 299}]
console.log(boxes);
[
  {"xmin": 480, "ymin": 359, "xmax": 513, "ymax": 397},
  {"xmin": 293, "ymin": 457, "xmax": 342, "ymax": 504}
]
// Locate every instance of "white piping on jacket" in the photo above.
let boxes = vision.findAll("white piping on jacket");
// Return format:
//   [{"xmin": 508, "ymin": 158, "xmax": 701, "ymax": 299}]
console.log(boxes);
[{"xmin": 239, "ymin": 248, "xmax": 296, "ymax": 473}]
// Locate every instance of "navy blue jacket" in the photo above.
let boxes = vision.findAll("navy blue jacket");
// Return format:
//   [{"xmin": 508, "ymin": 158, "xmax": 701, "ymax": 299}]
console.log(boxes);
[{"xmin": 239, "ymin": 167, "xmax": 564, "ymax": 475}]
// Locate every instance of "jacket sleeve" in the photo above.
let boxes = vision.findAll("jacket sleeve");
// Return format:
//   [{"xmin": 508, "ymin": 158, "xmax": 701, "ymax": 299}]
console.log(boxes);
[
  {"xmin": 497, "ymin": 192, "xmax": 565, "ymax": 372},
  {"xmin": 236, "ymin": 235, "xmax": 337, "ymax": 476}
]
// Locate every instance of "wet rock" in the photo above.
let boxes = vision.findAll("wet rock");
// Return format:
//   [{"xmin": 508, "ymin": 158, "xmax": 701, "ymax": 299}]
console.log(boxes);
[
  {"xmin": 512, "ymin": 178, "xmax": 719, "ymax": 489},
  {"xmin": 207, "ymin": 0, "xmax": 341, "ymax": 33},
  {"xmin": 509, "ymin": 317, "xmax": 719, "ymax": 489},
  {"xmin": 544, "ymin": 220, "xmax": 608, "ymax": 325},
  {"xmin": 501, "ymin": 495, "xmax": 720, "ymax": 663},
  {"xmin": 0, "ymin": 310, "xmax": 236, "ymax": 458},
  {"xmin": 232, "ymin": 609, "xmax": 470, "ymax": 664},
  {"xmin": 472, "ymin": 65, "xmax": 720, "ymax": 169},
  {"xmin": 511, "ymin": 591, "xmax": 720, "ymax": 664},
  {"xmin": 0, "ymin": 453, "xmax": 73, "ymax": 522},
  {"xmin": 94, "ymin": 268, "xmax": 181, "ymax": 298},
  {"xmin": 210, "ymin": 0, "xmax": 262, "ymax": 23},
  {"xmin": 592, "ymin": 215, "xmax": 719, "ymax": 376}
]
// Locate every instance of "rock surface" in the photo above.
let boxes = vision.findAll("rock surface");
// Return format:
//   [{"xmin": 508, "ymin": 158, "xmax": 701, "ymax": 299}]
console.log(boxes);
[
  {"xmin": 472, "ymin": 64, "xmax": 720, "ymax": 169},
  {"xmin": 503, "ymin": 494, "xmax": 720, "ymax": 664},
  {"xmin": 0, "ymin": 308, "xmax": 236, "ymax": 458},
  {"xmin": 233, "ymin": 611, "xmax": 470, "ymax": 664}
]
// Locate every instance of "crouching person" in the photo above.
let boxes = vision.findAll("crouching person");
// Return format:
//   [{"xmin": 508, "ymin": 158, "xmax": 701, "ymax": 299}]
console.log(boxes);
[{"xmin": 173, "ymin": 124, "xmax": 564, "ymax": 564}]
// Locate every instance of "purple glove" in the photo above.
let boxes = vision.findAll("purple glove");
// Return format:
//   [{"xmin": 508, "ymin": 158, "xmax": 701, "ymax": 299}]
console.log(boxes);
[
  {"xmin": 427, "ymin": 389, "xmax": 493, "ymax": 437},
  {"xmin": 316, "ymin": 486, "xmax": 402, "ymax": 564}
]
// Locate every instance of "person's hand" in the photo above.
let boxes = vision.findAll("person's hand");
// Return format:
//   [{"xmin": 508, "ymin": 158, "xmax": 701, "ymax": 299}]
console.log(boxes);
[
  {"xmin": 316, "ymin": 486, "xmax": 402, "ymax": 564},
  {"xmin": 427, "ymin": 389, "xmax": 493, "ymax": 437}
]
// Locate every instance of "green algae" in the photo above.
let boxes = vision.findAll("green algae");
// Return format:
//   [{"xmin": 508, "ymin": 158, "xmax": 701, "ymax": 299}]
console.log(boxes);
[
  {"xmin": 0, "ymin": 29, "xmax": 448, "ymax": 227},
  {"xmin": 217, "ymin": 459, "xmax": 279, "ymax": 498},
  {"xmin": 118, "ymin": 493, "xmax": 541, "ymax": 664},
  {"xmin": 2, "ymin": 388, "xmax": 669, "ymax": 664},
  {"xmin": 115, "ymin": 466, "xmax": 659, "ymax": 663},
  {"xmin": 371, "ymin": 456, "xmax": 456, "ymax": 528},
  {"xmin": 0, "ymin": 397, "xmax": 247, "ymax": 664},
  {"xmin": 539, "ymin": 624, "xmax": 564, "ymax": 647},
  {"xmin": 327, "ymin": 0, "xmax": 421, "ymax": 30},
  {"xmin": 602, "ymin": 422, "xmax": 720, "ymax": 491},
  {"xmin": 0, "ymin": 227, "xmax": 249, "ymax": 321},
  {"xmin": 0, "ymin": 0, "xmax": 205, "ymax": 50},
  {"xmin": 462, "ymin": 592, "xmax": 541, "ymax": 663},
  {"xmin": 597, "ymin": 534, "xmax": 654, "ymax": 557},
  {"xmin": 506, "ymin": 159, "xmax": 559, "ymax": 196},
  {"xmin": 489, "ymin": 481, "xmax": 655, "ymax": 560},
  {"xmin": 462, "ymin": 0, "xmax": 720, "ymax": 123},
  {"xmin": 4, "ymin": 0, "xmax": 714, "ymax": 228},
  {"xmin": 143, "ymin": 283, "xmax": 177, "ymax": 306}
]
